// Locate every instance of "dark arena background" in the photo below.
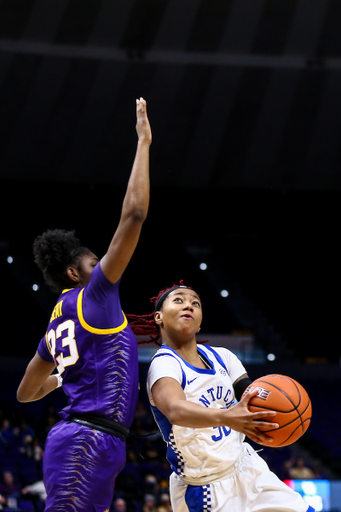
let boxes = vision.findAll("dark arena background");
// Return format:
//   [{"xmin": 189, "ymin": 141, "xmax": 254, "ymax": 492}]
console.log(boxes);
[{"xmin": 1, "ymin": 1, "xmax": 341, "ymax": 511}]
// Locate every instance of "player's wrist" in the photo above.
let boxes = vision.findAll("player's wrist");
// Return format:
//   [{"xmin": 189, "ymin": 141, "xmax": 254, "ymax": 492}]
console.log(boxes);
[
  {"xmin": 55, "ymin": 373, "xmax": 63, "ymax": 388},
  {"xmin": 137, "ymin": 136, "xmax": 152, "ymax": 146}
]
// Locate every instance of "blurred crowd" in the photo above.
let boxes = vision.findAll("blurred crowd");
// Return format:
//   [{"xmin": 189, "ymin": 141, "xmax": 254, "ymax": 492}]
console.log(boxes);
[{"xmin": 0, "ymin": 398, "xmax": 328, "ymax": 512}]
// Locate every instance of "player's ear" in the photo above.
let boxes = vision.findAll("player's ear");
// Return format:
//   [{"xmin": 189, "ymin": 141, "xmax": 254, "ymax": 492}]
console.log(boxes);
[
  {"xmin": 154, "ymin": 311, "xmax": 163, "ymax": 327},
  {"xmin": 67, "ymin": 266, "xmax": 80, "ymax": 283}
]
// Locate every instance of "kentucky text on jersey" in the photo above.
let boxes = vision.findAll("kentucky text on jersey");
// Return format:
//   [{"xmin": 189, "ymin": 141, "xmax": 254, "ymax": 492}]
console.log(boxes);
[{"xmin": 199, "ymin": 386, "xmax": 234, "ymax": 408}]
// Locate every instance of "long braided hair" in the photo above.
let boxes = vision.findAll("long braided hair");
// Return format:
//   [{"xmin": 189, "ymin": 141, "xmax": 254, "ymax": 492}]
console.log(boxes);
[{"xmin": 127, "ymin": 280, "xmax": 193, "ymax": 345}]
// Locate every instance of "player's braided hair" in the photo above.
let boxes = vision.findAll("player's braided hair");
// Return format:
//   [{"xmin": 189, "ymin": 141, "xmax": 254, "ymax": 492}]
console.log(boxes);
[
  {"xmin": 127, "ymin": 280, "xmax": 193, "ymax": 346},
  {"xmin": 33, "ymin": 229, "xmax": 90, "ymax": 294}
]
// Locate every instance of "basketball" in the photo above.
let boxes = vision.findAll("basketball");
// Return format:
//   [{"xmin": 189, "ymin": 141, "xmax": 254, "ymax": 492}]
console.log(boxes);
[{"xmin": 242, "ymin": 374, "xmax": 312, "ymax": 447}]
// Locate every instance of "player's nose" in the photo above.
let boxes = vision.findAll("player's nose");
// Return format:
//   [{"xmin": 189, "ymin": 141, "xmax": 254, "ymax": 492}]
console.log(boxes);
[{"xmin": 183, "ymin": 301, "xmax": 194, "ymax": 311}]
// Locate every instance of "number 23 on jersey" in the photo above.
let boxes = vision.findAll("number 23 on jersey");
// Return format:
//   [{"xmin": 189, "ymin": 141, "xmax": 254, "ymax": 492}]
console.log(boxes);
[{"xmin": 47, "ymin": 320, "xmax": 79, "ymax": 374}]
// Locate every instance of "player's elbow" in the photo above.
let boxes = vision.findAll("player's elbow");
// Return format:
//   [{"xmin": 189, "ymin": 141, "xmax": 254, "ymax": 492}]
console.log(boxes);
[
  {"xmin": 127, "ymin": 205, "xmax": 148, "ymax": 224},
  {"xmin": 167, "ymin": 402, "xmax": 187, "ymax": 426},
  {"xmin": 123, "ymin": 194, "xmax": 149, "ymax": 224},
  {"xmin": 17, "ymin": 386, "xmax": 34, "ymax": 403},
  {"xmin": 17, "ymin": 390, "xmax": 29, "ymax": 403},
  {"xmin": 131, "ymin": 209, "xmax": 148, "ymax": 225}
]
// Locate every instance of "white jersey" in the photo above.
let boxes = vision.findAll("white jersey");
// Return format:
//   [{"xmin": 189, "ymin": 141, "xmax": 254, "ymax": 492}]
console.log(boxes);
[{"xmin": 146, "ymin": 344, "xmax": 247, "ymax": 483}]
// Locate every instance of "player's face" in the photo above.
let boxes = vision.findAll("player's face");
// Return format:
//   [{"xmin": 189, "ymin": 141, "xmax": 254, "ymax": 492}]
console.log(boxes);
[
  {"xmin": 156, "ymin": 289, "xmax": 202, "ymax": 340},
  {"xmin": 77, "ymin": 252, "xmax": 99, "ymax": 285}
]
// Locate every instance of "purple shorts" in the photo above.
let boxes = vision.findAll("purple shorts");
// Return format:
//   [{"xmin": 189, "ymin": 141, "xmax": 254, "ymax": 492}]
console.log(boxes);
[{"xmin": 43, "ymin": 420, "xmax": 126, "ymax": 512}]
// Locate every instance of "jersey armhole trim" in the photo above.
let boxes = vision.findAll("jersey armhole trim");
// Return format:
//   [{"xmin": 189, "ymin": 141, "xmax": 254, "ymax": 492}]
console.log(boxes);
[
  {"xmin": 45, "ymin": 332, "xmax": 52, "ymax": 355},
  {"xmin": 77, "ymin": 288, "xmax": 128, "ymax": 334}
]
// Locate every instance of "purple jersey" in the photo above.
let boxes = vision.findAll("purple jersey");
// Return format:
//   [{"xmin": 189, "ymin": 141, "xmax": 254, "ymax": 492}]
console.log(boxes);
[{"xmin": 37, "ymin": 263, "xmax": 139, "ymax": 428}]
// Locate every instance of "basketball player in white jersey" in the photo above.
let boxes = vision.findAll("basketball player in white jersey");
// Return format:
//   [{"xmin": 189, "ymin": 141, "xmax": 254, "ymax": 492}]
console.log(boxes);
[{"xmin": 144, "ymin": 284, "xmax": 314, "ymax": 512}]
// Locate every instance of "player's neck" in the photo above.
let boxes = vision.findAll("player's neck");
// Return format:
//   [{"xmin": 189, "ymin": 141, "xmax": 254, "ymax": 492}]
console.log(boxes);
[{"xmin": 163, "ymin": 337, "xmax": 206, "ymax": 369}]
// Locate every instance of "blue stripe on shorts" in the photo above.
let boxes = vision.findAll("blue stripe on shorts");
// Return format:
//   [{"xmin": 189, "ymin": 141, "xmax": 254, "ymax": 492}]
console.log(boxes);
[{"xmin": 185, "ymin": 484, "xmax": 212, "ymax": 512}]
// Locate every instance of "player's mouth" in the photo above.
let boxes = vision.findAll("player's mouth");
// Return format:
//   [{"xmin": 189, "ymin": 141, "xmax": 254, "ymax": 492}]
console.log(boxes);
[{"xmin": 181, "ymin": 314, "xmax": 194, "ymax": 320}]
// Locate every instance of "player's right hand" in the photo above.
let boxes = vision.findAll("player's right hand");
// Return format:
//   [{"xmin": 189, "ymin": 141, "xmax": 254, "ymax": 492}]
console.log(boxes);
[
  {"xmin": 136, "ymin": 97, "xmax": 152, "ymax": 145},
  {"xmin": 224, "ymin": 388, "xmax": 279, "ymax": 445}
]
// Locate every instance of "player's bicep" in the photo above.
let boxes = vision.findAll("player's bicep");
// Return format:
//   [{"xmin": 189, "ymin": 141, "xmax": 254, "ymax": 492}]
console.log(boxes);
[
  {"xmin": 151, "ymin": 377, "xmax": 187, "ymax": 418},
  {"xmin": 17, "ymin": 352, "xmax": 56, "ymax": 402}
]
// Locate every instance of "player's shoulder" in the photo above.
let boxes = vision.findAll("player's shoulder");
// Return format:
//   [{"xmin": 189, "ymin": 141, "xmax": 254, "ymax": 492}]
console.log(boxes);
[
  {"xmin": 198, "ymin": 344, "xmax": 231, "ymax": 359},
  {"xmin": 83, "ymin": 262, "xmax": 121, "ymax": 305},
  {"xmin": 149, "ymin": 346, "xmax": 187, "ymax": 378},
  {"xmin": 199, "ymin": 344, "xmax": 241, "ymax": 369},
  {"xmin": 147, "ymin": 346, "xmax": 186, "ymax": 388},
  {"xmin": 151, "ymin": 345, "xmax": 183, "ymax": 363},
  {"xmin": 88, "ymin": 262, "xmax": 119, "ymax": 289}
]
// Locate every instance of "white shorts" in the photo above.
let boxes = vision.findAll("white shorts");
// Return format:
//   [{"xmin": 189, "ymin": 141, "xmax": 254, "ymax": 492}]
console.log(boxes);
[{"xmin": 169, "ymin": 444, "xmax": 314, "ymax": 512}]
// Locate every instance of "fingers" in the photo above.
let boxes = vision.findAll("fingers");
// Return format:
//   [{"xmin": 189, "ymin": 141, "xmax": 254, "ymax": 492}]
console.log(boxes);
[
  {"xmin": 136, "ymin": 97, "xmax": 147, "ymax": 115},
  {"xmin": 249, "ymin": 422, "xmax": 279, "ymax": 444},
  {"xmin": 250, "ymin": 415, "xmax": 279, "ymax": 444},
  {"xmin": 240, "ymin": 386, "xmax": 258, "ymax": 403},
  {"xmin": 253, "ymin": 410, "xmax": 277, "ymax": 419},
  {"xmin": 241, "ymin": 387, "xmax": 278, "ymax": 423},
  {"xmin": 254, "ymin": 420, "xmax": 279, "ymax": 429},
  {"xmin": 249, "ymin": 433, "xmax": 274, "ymax": 444},
  {"xmin": 252, "ymin": 411, "xmax": 279, "ymax": 430},
  {"xmin": 135, "ymin": 97, "xmax": 152, "ymax": 144}
]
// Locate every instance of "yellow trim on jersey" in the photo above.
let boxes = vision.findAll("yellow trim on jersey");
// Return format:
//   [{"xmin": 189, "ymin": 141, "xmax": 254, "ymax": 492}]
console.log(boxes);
[
  {"xmin": 77, "ymin": 288, "xmax": 128, "ymax": 334},
  {"xmin": 45, "ymin": 332, "xmax": 51, "ymax": 354}
]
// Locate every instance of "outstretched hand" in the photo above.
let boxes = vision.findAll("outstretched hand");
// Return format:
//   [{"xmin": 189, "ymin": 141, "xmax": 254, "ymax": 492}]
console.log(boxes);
[
  {"xmin": 136, "ymin": 97, "xmax": 152, "ymax": 144},
  {"xmin": 224, "ymin": 388, "xmax": 279, "ymax": 445}
]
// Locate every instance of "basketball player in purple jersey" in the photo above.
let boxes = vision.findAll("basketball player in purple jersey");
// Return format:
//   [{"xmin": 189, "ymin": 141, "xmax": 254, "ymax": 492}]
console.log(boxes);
[{"xmin": 17, "ymin": 98, "xmax": 152, "ymax": 512}]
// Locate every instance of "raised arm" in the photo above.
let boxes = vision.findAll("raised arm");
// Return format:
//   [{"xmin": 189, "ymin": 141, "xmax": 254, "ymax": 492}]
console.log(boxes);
[
  {"xmin": 100, "ymin": 97, "xmax": 152, "ymax": 283},
  {"xmin": 151, "ymin": 377, "xmax": 279, "ymax": 445}
]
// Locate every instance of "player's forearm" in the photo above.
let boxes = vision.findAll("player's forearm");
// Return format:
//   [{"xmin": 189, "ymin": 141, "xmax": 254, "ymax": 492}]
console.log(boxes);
[
  {"xmin": 121, "ymin": 139, "xmax": 150, "ymax": 223},
  {"xmin": 17, "ymin": 375, "xmax": 60, "ymax": 403},
  {"xmin": 167, "ymin": 399, "xmax": 228, "ymax": 428}
]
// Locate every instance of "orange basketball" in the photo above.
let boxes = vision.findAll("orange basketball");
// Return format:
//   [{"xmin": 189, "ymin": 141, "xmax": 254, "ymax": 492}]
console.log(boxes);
[{"xmin": 242, "ymin": 374, "xmax": 312, "ymax": 447}]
